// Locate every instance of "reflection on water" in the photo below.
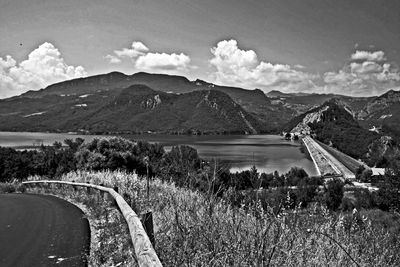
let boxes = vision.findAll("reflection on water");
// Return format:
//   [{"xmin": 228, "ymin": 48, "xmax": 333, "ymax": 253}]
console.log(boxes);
[{"xmin": 0, "ymin": 132, "xmax": 318, "ymax": 176}]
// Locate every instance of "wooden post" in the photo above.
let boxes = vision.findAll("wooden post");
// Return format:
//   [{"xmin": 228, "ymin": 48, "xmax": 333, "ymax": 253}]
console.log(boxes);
[
  {"xmin": 141, "ymin": 211, "xmax": 155, "ymax": 247},
  {"xmin": 144, "ymin": 156, "xmax": 150, "ymax": 201},
  {"xmin": 110, "ymin": 187, "xmax": 119, "ymax": 207},
  {"xmin": 99, "ymin": 184, "xmax": 105, "ymax": 200}
]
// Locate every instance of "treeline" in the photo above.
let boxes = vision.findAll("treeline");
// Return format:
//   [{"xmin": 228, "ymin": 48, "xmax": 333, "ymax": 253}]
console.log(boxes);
[
  {"xmin": 0, "ymin": 137, "xmax": 314, "ymax": 190},
  {"xmin": 1, "ymin": 136, "xmax": 399, "ymax": 212},
  {"xmin": 0, "ymin": 137, "xmax": 324, "ymax": 207}
]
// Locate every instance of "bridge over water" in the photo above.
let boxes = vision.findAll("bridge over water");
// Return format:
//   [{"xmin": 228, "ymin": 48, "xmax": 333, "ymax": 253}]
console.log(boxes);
[{"xmin": 302, "ymin": 136, "xmax": 356, "ymax": 179}]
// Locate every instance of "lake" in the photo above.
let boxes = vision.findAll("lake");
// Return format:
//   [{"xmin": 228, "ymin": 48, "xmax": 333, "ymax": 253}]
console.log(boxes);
[{"xmin": 0, "ymin": 132, "xmax": 318, "ymax": 176}]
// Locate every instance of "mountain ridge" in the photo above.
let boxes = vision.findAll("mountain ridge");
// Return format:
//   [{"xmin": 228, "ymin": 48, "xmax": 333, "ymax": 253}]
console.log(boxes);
[
  {"xmin": 0, "ymin": 84, "xmax": 263, "ymax": 134},
  {"xmin": 2, "ymin": 71, "xmax": 399, "ymax": 138}
]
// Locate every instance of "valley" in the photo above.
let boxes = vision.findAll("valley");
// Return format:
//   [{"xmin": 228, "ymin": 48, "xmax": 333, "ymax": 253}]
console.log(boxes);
[{"xmin": 2, "ymin": 2, "xmax": 400, "ymax": 266}]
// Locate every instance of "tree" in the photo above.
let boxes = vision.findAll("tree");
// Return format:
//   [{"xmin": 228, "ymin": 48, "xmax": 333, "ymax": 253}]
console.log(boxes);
[
  {"xmin": 260, "ymin": 172, "xmax": 273, "ymax": 188},
  {"xmin": 376, "ymin": 161, "xmax": 400, "ymax": 212},
  {"xmin": 296, "ymin": 177, "xmax": 320, "ymax": 208},
  {"xmin": 249, "ymin": 165, "xmax": 261, "ymax": 189},
  {"xmin": 160, "ymin": 145, "xmax": 201, "ymax": 185},
  {"xmin": 323, "ymin": 179, "xmax": 344, "ymax": 211},
  {"xmin": 286, "ymin": 167, "xmax": 308, "ymax": 186}
]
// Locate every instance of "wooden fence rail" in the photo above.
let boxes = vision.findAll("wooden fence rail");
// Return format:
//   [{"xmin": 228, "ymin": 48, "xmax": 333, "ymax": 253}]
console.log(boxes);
[{"xmin": 22, "ymin": 180, "xmax": 162, "ymax": 267}]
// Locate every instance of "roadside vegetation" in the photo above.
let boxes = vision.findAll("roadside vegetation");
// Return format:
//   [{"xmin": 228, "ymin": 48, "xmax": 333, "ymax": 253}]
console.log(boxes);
[
  {"xmin": 1, "ymin": 136, "xmax": 400, "ymax": 266},
  {"xmin": 24, "ymin": 170, "xmax": 400, "ymax": 266}
]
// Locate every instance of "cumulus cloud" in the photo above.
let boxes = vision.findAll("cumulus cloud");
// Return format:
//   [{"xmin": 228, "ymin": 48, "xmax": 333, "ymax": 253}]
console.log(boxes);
[
  {"xmin": 0, "ymin": 42, "xmax": 87, "ymax": 98},
  {"xmin": 207, "ymin": 40, "xmax": 400, "ymax": 96},
  {"xmin": 106, "ymin": 41, "xmax": 191, "ymax": 73},
  {"xmin": 113, "ymin": 41, "xmax": 149, "ymax": 59},
  {"xmin": 136, "ymin": 52, "xmax": 190, "ymax": 71},
  {"xmin": 105, "ymin": 54, "xmax": 121, "ymax": 64},
  {"xmin": 351, "ymin": 50, "xmax": 386, "ymax": 62},
  {"xmin": 209, "ymin": 39, "xmax": 318, "ymax": 92},
  {"xmin": 323, "ymin": 50, "xmax": 400, "ymax": 96},
  {"xmin": 350, "ymin": 61, "xmax": 383, "ymax": 74}
]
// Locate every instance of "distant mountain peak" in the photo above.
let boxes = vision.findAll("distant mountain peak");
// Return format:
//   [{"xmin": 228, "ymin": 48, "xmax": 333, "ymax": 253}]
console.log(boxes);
[
  {"xmin": 378, "ymin": 89, "xmax": 400, "ymax": 100},
  {"xmin": 286, "ymin": 100, "xmax": 357, "ymax": 134}
]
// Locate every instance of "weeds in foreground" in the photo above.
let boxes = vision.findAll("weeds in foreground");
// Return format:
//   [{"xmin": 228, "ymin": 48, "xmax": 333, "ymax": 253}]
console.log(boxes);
[
  {"xmin": 0, "ymin": 181, "xmax": 25, "ymax": 193},
  {"xmin": 28, "ymin": 171, "xmax": 400, "ymax": 266}
]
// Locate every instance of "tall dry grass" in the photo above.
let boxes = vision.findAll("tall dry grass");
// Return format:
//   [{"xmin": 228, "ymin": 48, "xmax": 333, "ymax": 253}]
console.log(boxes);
[{"xmin": 28, "ymin": 171, "xmax": 400, "ymax": 266}]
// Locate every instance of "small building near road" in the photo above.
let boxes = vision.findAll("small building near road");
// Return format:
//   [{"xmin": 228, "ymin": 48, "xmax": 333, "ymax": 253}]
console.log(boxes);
[{"xmin": 371, "ymin": 168, "xmax": 385, "ymax": 177}]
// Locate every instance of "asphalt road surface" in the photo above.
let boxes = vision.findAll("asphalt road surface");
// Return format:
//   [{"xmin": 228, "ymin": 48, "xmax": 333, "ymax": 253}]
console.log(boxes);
[{"xmin": 0, "ymin": 194, "xmax": 90, "ymax": 267}]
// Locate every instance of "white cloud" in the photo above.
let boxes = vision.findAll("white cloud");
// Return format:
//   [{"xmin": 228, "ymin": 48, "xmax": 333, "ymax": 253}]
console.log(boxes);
[
  {"xmin": 350, "ymin": 61, "xmax": 383, "ymax": 74},
  {"xmin": 136, "ymin": 52, "xmax": 190, "ymax": 71},
  {"xmin": 323, "ymin": 70, "xmax": 354, "ymax": 85},
  {"xmin": 209, "ymin": 39, "xmax": 318, "ymax": 92},
  {"xmin": 322, "ymin": 50, "xmax": 400, "ymax": 96},
  {"xmin": 113, "ymin": 41, "xmax": 149, "ymax": 59},
  {"xmin": 0, "ymin": 42, "xmax": 87, "ymax": 98},
  {"xmin": 105, "ymin": 54, "xmax": 121, "ymax": 64},
  {"xmin": 351, "ymin": 50, "xmax": 386, "ymax": 62},
  {"xmin": 294, "ymin": 64, "xmax": 305, "ymax": 69},
  {"xmin": 106, "ymin": 41, "xmax": 191, "ymax": 74},
  {"xmin": 208, "ymin": 40, "xmax": 400, "ymax": 96},
  {"xmin": 0, "ymin": 55, "xmax": 16, "ymax": 69}
]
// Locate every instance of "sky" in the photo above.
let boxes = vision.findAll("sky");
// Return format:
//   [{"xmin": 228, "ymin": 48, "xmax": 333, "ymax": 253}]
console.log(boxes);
[{"xmin": 1, "ymin": 0, "xmax": 400, "ymax": 98}]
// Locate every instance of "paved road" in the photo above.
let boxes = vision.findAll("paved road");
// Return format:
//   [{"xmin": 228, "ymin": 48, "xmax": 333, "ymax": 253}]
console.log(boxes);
[{"xmin": 0, "ymin": 194, "xmax": 90, "ymax": 267}]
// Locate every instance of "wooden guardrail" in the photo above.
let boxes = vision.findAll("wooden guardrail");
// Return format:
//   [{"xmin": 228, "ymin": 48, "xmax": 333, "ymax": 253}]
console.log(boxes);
[{"xmin": 22, "ymin": 180, "xmax": 162, "ymax": 267}]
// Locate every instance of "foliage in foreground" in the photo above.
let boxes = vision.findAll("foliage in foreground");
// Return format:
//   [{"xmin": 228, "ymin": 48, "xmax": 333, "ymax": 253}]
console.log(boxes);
[
  {"xmin": 0, "ymin": 181, "xmax": 25, "ymax": 193},
  {"xmin": 28, "ymin": 171, "xmax": 400, "ymax": 266}
]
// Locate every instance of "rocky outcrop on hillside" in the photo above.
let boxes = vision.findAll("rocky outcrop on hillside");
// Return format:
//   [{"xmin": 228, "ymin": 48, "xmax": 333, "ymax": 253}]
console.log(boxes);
[{"xmin": 290, "ymin": 106, "xmax": 329, "ymax": 134}]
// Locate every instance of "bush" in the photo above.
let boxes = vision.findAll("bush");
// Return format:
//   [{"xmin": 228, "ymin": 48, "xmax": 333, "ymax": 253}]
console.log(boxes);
[
  {"xmin": 0, "ymin": 182, "xmax": 25, "ymax": 193},
  {"xmin": 375, "ymin": 161, "xmax": 400, "ymax": 212},
  {"xmin": 323, "ymin": 179, "xmax": 344, "ymax": 211},
  {"xmin": 0, "ymin": 183, "xmax": 16, "ymax": 193}
]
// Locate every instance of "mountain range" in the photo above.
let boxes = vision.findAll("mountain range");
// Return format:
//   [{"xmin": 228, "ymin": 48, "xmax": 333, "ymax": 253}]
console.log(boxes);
[
  {"xmin": 284, "ymin": 95, "xmax": 400, "ymax": 167},
  {"xmin": 0, "ymin": 71, "xmax": 399, "ymax": 140}
]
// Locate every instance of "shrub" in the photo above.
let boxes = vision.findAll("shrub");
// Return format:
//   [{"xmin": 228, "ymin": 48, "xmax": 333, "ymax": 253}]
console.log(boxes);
[
  {"xmin": 323, "ymin": 179, "xmax": 344, "ymax": 211},
  {"xmin": 0, "ymin": 183, "xmax": 16, "ymax": 193}
]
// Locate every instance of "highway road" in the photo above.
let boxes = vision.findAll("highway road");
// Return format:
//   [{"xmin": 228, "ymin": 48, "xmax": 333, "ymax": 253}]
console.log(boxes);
[{"xmin": 0, "ymin": 194, "xmax": 90, "ymax": 267}]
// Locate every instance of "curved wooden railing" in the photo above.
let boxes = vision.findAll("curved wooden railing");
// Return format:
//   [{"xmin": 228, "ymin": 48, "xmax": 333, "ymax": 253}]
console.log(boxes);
[{"xmin": 22, "ymin": 180, "xmax": 162, "ymax": 267}]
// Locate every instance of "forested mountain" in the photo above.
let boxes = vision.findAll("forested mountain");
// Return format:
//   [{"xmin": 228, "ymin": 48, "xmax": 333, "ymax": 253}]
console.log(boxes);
[
  {"xmin": 285, "ymin": 98, "xmax": 399, "ymax": 167},
  {"xmin": 1, "ymin": 71, "xmax": 399, "ymax": 139},
  {"xmin": 356, "ymin": 90, "xmax": 400, "ymax": 140},
  {"xmin": 0, "ymin": 84, "xmax": 262, "ymax": 134},
  {"xmin": 1, "ymin": 72, "xmax": 295, "ymax": 133}
]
